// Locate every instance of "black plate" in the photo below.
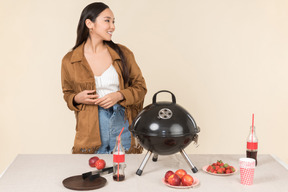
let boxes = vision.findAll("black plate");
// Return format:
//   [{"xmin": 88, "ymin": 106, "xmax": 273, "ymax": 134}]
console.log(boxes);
[{"xmin": 62, "ymin": 175, "xmax": 106, "ymax": 190}]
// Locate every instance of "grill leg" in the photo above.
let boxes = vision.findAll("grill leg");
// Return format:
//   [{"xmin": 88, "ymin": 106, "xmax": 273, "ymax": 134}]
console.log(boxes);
[
  {"xmin": 180, "ymin": 149, "xmax": 198, "ymax": 173},
  {"xmin": 136, "ymin": 150, "xmax": 152, "ymax": 176},
  {"xmin": 152, "ymin": 153, "xmax": 158, "ymax": 162}
]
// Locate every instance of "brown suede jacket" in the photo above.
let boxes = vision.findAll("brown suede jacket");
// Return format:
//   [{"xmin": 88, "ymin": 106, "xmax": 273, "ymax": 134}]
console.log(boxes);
[{"xmin": 61, "ymin": 42, "xmax": 147, "ymax": 154}]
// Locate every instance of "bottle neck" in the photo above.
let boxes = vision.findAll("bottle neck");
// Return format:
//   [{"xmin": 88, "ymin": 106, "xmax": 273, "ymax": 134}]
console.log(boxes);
[
  {"xmin": 247, "ymin": 125, "xmax": 258, "ymax": 150},
  {"xmin": 250, "ymin": 126, "xmax": 256, "ymax": 133},
  {"xmin": 116, "ymin": 136, "xmax": 122, "ymax": 146},
  {"xmin": 114, "ymin": 136, "xmax": 124, "ymax": 153}
]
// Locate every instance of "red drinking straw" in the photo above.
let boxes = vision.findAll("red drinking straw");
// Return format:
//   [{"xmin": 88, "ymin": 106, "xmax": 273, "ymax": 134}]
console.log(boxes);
[
  {"xmin": 117, "ymin": 127, "xmax": 125, "ymax": 181},
  {"xmin": 252, "ymin": 114, "xmax": 254, "ymax": 143}
]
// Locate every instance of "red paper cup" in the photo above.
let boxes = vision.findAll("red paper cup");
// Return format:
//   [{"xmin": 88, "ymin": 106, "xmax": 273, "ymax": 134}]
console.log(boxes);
[{"xmin": 239, "ymin": 158, "xmax": 255, "ymax": 185}]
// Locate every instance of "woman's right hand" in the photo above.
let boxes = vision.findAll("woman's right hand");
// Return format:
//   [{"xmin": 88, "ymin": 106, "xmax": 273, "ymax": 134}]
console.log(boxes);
[{"xmin": 74, "ymin": 90, "xmax": 99, "ymax": 105}]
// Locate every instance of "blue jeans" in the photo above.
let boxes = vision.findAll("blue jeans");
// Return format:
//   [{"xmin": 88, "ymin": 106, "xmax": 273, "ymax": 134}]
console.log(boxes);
[{"xmin": 96, "ymin": 104, "xmax": 131, "ymax": 154}]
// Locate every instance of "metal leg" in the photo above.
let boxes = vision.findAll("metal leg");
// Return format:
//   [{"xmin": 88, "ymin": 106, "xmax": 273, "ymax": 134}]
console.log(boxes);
[
  {"xmin": 180, "ymin": 149, "xmax": 198, "ymax": 173},
  {"xmin": 136, "ymin": 151, "xmax": 152, "ymax": 176},
  {"xmin": 152, "ymin": 153, "xmax": 158, "ymax": 162}
]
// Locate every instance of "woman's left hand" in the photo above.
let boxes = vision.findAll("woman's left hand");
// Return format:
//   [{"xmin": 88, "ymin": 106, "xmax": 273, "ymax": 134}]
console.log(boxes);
[{"xmin": 94, "ymin": 92, "xmax": 124, "ymax": 109}]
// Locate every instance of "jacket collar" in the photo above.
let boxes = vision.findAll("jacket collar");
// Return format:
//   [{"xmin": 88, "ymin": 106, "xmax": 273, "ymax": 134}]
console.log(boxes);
[{"xmin": 70, "ymin": 42, "xmax": 121, "ymax": 64}]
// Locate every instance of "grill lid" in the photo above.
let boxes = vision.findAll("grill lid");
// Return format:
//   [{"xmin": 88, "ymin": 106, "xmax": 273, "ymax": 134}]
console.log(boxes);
[{"xmin": 130, "ymin": 90, "xmax": 199, "ymax": 137}]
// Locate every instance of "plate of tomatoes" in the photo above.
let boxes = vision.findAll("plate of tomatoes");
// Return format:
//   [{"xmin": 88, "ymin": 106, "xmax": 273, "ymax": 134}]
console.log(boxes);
[
  {"xmin": 162, "ymin": 177, "xmax": 200, "ymax": 189},
  {"xmin": 202, "ymin": 160, "xmax": 237, "ymax": 176},
  {"xmin": 163, "ymin": 169, "xmax": 200, "ymax": 189}
]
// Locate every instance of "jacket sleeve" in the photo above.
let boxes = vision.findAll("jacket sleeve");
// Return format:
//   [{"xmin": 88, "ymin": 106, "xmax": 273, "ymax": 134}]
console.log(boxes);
[
  {"xmin": 118, "ymin": 45, "xmax": 147, "ymax": 107},
  {"xmin": 61, "ymin": 53, "xmax": 83, "ymax": 111}
]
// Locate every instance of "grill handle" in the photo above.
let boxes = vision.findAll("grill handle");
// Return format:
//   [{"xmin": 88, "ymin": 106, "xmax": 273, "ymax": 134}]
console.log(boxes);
[{"xmin": 152, "ymin": 90, "xmax": 176, "ymax": 104}]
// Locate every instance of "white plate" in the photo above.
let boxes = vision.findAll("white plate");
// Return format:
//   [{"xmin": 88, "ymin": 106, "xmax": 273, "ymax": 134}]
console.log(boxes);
[
  {"xmin": 202, "ymin": 165, "xmax": 237, "ymax": 176},
  {"xmin": 162, "ymin": 177, "xmax": 200, "ymax": 189}
]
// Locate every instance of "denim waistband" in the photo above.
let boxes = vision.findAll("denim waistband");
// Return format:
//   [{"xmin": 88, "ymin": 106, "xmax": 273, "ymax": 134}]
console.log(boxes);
[
  {"xmin": 112, "ymin": 104, "xmax": 122, "ymax": 111},
  {"xmin": 98, "ymin": 104, "xmax": 124, "ymax": 113}
]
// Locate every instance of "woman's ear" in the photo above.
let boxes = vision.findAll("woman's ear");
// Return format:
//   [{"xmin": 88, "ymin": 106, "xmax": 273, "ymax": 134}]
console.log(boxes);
[{"xmin": 85, "ymin": 19, "xmax": 93, "ymax": 29}]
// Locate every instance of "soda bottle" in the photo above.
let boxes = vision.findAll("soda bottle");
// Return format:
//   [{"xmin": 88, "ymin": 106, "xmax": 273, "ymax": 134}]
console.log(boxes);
[
  {"xmin": 246, "ymin": 125, "xmax": 258, "ymax": 166},
  {"xmin": 113, "ymin": 136, "xmax": 126, "ymax": 181}
]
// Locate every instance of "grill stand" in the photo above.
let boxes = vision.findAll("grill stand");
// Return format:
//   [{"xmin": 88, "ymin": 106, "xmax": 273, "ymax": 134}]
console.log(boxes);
[
  {"xmin": 152, "ymin": 153, "xmax": 158, "ymax": 162},
  {"xmin": 180, "ymin": 149, "xmax": 198, "ymax": 173},
  {"xmin": 136, "ymin": 149, "xmax": 198, "ymax": 176},
  {"xmin": 136, "ymin": 151, "xmax": 152, "ymax": 176}
]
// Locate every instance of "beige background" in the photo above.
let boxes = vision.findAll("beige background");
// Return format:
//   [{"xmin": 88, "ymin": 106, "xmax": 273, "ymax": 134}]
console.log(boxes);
[{"xmin": 1, "ymin": 0, "xmax": 288, "ymax": 174}]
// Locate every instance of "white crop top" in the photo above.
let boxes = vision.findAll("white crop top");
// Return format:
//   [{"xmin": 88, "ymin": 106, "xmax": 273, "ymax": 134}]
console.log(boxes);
[{"xmin": 94, "ymin": 64, "xmax": 119, "ymax": 98}]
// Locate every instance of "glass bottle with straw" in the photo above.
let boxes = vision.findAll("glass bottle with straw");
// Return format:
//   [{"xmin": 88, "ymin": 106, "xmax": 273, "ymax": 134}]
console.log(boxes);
[
  {"xmin": 246, "ymin": 114, "xmax": 258, "ymax": 166},
  {"xmin": 113, "ymin": 127, "xmax": 126, "ymax": 181}
]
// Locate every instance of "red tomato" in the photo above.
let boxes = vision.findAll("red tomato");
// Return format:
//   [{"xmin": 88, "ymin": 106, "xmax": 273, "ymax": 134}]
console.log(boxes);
[
  {"xmin": 181, "ymin": 174, "xmax": 194, "ymax": 186},
  {"xmin": 95, "ymin": 159, "xmax": 106, "ymax": 170},
  {"xmin": 175, "ymin": 169, "xmax": 187, "ymax": 179},
  {"xmin": 88, "ymin": 156, "xmax": 99, "ymax": 167}
]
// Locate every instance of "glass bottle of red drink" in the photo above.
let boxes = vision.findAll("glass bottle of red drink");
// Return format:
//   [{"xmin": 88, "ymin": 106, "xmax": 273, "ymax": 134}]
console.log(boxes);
[
  {"xmin": 113, "ymin": 136, "xmax": 126, "ymax": 181},
  {"xmin": 246, "ymin": 126, "xmax": 258, "ymax": 166}
]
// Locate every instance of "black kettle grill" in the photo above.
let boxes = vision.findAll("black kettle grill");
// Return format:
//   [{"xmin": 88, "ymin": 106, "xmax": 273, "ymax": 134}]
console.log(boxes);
[{"xmin": 129, "ymin": 90, "xmax": 200, "ymax": 176}]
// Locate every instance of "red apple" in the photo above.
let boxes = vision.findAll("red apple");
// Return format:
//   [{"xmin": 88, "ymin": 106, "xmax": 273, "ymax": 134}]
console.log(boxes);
[
  {"xmin": 95, "ymin": 159, "xmax": 106, "ymax": 170},
  {"xmin": 88, "ymin": 156, "xmax": 99, "ymax": 167},
  {"xmin": 164, "ymin": 170, "xmax": 174, "ymax": 182},
  {"xmin": 167, "ymin": 174, "xmax": 181, "ymax": 186},
  {"xmin": 175, "ymin": 169, "xmax": 187, "ymax": 179},
  {"xmin": 181, "ymin": 174, "xmax": 194, "ymax": 186}
]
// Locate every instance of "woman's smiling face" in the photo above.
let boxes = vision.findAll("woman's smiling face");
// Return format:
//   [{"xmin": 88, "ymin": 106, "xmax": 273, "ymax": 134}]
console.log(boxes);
[{"xmin": 87, "ymin": 8, "xmax": 115, "ymax": 41}]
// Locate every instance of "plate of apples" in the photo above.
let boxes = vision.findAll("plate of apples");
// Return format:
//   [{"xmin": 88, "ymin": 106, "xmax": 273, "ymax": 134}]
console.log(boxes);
[{"xmin": 163, "ymin": 169, "xmax": 200, "ymax": 189}]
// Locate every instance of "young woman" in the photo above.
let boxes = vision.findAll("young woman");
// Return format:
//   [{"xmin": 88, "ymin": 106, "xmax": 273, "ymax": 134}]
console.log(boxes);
[{"xmin": 61, "ymin": 2, "xmax": 147, "ymax": 154}]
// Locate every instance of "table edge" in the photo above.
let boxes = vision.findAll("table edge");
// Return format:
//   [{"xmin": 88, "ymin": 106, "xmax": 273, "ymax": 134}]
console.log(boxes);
[{"xmin": 271, "ymin": 154, "xmax": 288, "ymax": 170}]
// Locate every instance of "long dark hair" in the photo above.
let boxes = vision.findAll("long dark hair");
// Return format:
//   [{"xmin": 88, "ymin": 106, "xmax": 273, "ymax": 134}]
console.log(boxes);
[{"xmin": 73, "ymin": 2, "xmax": 129, "ymax": 84}]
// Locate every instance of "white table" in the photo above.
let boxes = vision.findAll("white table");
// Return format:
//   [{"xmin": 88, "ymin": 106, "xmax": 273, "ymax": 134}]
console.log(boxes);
[{"xmin": 0, "ymin": 154, "xmax": 288, "ymax": 191}]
